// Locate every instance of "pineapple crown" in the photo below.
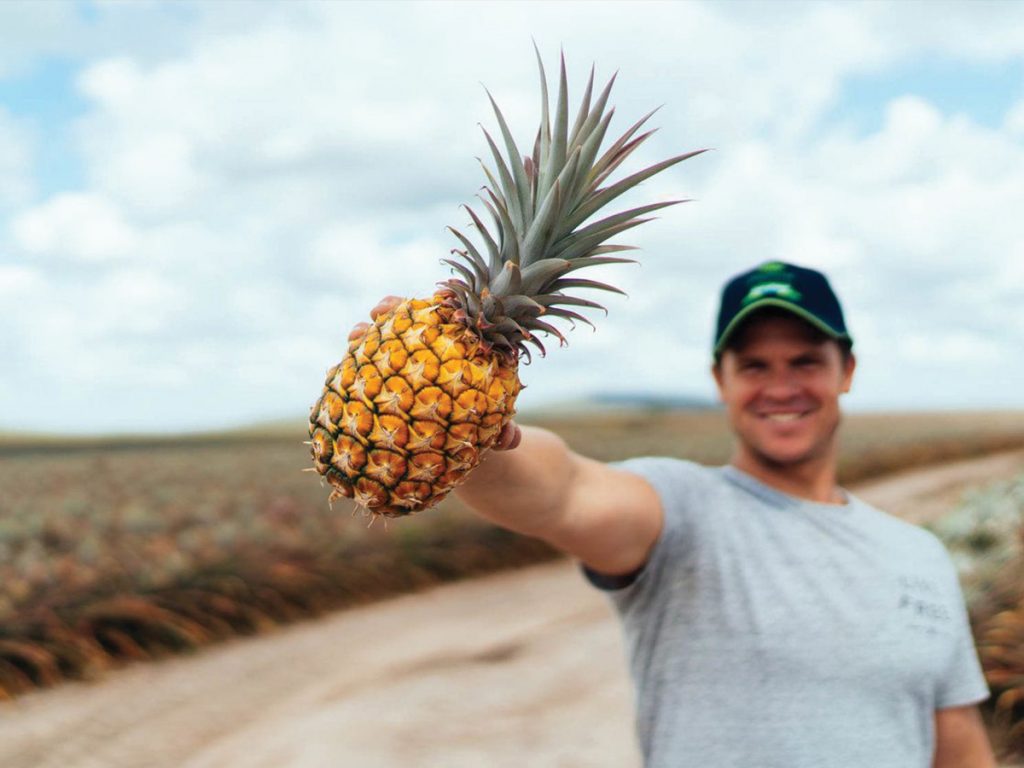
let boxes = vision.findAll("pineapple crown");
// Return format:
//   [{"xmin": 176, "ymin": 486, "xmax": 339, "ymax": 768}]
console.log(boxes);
[{"xmin": 440, "ymin": 47, "xmax": 706, "ymax": 363}]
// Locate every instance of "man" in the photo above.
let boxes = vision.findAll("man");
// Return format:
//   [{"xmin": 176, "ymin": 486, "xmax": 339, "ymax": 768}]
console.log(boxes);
[{"xmin": 358, "ymin": 261, "xmax": 995, "ymax": 767}]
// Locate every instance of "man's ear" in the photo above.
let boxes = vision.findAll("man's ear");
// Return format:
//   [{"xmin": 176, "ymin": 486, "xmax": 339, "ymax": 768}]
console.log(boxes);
[
  {"xmin": 840, "ymin": 352, "xmax": 856, "ymax": 394},
  {"xmin": 711, "ymin": 359, "xmax": 725, "ymax": 401}
]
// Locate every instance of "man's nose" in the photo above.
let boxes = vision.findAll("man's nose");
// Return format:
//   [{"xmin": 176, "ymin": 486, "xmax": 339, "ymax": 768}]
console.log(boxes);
[{"xmin": 762, "ymin": 368, "xmax": 801, "ymax": 399}]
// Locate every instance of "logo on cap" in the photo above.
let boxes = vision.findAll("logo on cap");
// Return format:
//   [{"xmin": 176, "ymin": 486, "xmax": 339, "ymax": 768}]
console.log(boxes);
[
  {"xmin": 713, "ymin": 260, "xmax": 853, "ymax": 359},
  {"xmin": 741, "ymin": 282, "xmax": 802, "ymax": 306}
]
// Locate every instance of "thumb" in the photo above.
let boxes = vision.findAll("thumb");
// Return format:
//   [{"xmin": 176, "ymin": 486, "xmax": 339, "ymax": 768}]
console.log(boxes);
[{"xmin": 493, "ymin": 421, "xmax": 522, "ymax": 451}]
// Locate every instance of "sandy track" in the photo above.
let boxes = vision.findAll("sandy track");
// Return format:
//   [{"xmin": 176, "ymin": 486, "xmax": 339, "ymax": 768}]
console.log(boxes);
[
  {"xmin": 849, "ymin": 448, "xmax": 1024, "ymax": 526},
  {"xmin": 1, "ymin": 449, "xmax": 1022, "ymax": 768},
  {"xmin": 0, "ymin": 561, "xmax": 636, "ymax": 767}
]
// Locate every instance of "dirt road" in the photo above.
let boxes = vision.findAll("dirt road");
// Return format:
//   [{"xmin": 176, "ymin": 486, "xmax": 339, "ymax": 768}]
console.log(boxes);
[{"xmin": 1, "ymin": 449, "xmax": 1022, "ymax": 768}]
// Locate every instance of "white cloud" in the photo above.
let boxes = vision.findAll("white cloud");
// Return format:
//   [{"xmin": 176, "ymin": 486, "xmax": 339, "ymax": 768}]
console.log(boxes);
[
  {"xmin": 73, "ymin": 19, "xmax": 483, "ymax": 220},
  {"xmin": 1005, "ymin": 99, "xmax": 1024, "ymax": 136},
  {"xmin": 308, "ymin": 223, "xmax": 447, "ymax": 300},
  {"xmin": 0, "ymin": 264, "xmax": 41, "ymax": 295},
  {"xmin": 0, "ymin": 4, "xmax": 82, "ymax": 78},
  {"xmin": 897, "ymin": 330, "xmax": 1002, "ymax": 365},
  {"xmin": 0, "ymin": 1, "xmax": 219, "ymax": 79},
  {"xmin": 3, "ymin": 1, "xmax": 1024, "ymax": 432},
  {"xmin": 12, "ymin": 193, "xmax": 138, "ymax": 261},
  {"xmin": 873, "ymin": 1, "xmax": 1024, "ymax": 62},
  {"xmin": 91, "ymin": 269, "xmax": 181, "ymax": 334}
]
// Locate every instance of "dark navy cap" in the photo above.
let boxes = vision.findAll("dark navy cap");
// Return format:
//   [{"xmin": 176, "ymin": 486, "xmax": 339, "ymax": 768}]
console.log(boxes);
[{"xmin": 713, "ymin": 261, "xmax": 852, "ymax": 359}]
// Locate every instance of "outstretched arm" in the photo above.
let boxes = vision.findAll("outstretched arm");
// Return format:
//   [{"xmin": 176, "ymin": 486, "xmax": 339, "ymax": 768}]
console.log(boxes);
[
  {"xmin": 352, "ymin": 297, "xmax": 664, "ymax": 577},
  {"xmin": 455, "ymin": 424, "xmax": 663, "ymax": 577}
]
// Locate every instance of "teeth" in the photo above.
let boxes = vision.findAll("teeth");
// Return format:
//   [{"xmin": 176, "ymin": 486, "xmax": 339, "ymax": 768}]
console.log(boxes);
[{"xmin": 766, "ymin": 413, "xmax": 803, "ymax": 421}]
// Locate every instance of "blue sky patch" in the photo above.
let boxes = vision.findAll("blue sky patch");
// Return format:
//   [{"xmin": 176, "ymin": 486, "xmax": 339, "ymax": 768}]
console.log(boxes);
[
  {"xmin": 0, "ymin": 56, "xmax": 88, "ymax": 197},
  {"xmin": 828, "ymin": 56, "xmax": 1024, "ymax": 135},
  {"xmin": 74, "ymin": 0, "xmax": 100, "ymax": 24}
]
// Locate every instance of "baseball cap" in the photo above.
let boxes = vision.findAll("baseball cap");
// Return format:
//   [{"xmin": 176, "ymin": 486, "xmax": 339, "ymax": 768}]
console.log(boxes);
[{"xmin": 713, "ymin": 261, "xmax": 852, "ymax": 359}]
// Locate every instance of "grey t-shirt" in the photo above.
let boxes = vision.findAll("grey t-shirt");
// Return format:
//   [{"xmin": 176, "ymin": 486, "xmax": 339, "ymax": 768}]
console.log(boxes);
[{"xmin": 581, "ymin": 457, "xmax": 990, "ymax": 768}]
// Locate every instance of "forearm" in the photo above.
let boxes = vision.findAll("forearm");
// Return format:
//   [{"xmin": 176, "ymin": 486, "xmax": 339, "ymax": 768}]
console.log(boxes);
[
  {"xmin": 455, "ymin": 425, "xmax": 578, "ymax": 539},
  {"xmin": 932, "ymin": 705, "xmax": 998, "ymax": 768}
]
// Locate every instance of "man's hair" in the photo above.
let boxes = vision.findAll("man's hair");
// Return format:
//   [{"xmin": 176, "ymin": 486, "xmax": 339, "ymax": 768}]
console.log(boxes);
[{"xmin": 713, "ymin": 306, "xmax": 854, "ymax": 367}]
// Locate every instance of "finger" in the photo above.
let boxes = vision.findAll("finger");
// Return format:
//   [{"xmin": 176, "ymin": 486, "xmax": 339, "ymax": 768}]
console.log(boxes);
[
  {"xmin": 369, "ymin": 295, "xmax": 404, "ymax": 321},
  {"xmin": 348, "ymin": 322, "xmax": 371, "ymax": 342},
  {"xmin": 494, "ymin": 422, "xmax": 521, "ymax": 451}
]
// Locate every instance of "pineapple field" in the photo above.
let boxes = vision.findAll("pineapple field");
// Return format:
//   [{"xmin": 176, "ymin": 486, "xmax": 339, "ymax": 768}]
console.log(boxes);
[
  {"xmin": 2, "ymin": 408, "xmax": 1024, "ymax": 707},
  {"xmin": 928, "ymin": 471, "xmax": 1024, "ymax": 762}
]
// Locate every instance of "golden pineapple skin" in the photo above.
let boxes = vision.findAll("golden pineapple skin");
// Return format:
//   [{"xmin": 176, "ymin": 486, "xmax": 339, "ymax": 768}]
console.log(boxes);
[{"xmin": 308, "ymin": 293, "xmax": 521, "ymax": 517}]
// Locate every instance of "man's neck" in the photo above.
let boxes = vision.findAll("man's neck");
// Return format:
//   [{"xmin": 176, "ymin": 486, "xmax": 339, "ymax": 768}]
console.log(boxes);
[{"xmin": 730, "ymin": 447, "xmax": 846, "ymax": 505}]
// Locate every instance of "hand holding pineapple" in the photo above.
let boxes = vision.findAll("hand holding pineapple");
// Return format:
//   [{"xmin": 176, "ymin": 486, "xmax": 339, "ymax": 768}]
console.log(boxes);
[{"xmin": 309, "ymin": 50, "xmax": 704, "ymax": 517}]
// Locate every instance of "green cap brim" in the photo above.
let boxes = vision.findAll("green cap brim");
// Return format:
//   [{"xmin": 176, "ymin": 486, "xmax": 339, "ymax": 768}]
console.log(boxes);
[{"xmin": 713, "ymin": 298, "xmax": 850, "ymax": 357}]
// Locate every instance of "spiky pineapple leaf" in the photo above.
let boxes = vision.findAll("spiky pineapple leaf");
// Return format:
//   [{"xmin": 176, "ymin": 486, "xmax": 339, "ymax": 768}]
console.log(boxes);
[{"xmin": 441, "ymin": 51, "xmax": 705, "ymax": 361}]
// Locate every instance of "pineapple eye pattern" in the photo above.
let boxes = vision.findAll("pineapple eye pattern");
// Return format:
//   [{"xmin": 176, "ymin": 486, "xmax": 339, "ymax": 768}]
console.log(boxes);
[{"xmin": 310, "ymin": 298, "xmax": 522, "ymax": 516}]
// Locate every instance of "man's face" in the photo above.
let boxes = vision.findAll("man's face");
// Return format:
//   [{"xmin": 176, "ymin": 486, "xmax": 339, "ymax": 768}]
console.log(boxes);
[{"xmin": 712, "ymin": 313, "xmax": 856, "ymax": 470}]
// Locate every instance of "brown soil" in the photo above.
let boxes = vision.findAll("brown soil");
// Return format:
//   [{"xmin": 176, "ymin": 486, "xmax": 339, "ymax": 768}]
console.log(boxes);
[{"xmin": 1, "ymin": 449, "xmax": 1022, "ymax": 768}]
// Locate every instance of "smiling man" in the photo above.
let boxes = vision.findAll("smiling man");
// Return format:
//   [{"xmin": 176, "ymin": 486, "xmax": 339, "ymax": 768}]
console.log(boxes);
[
  {"xmin": 709, "ymin": 262, "xmax": 856, "ymax": 505},
  {"xmin": 360, "ymin": 261, "xmax": 995, "ymax": 767}
]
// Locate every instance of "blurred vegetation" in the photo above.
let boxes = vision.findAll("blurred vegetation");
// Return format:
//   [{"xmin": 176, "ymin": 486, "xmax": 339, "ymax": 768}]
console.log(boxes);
[
  {"xmin": 0, "ymin": 408, "xmax": 1023, "ymax": 700},
  {"xmin": 928, "ymin": 472, "xmax": 1024, "ymax": 762}
]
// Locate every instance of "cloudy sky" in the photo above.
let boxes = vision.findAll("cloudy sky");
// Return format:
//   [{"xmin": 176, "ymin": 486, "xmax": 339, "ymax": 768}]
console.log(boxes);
[{"xmin": 1, "ymin": 1, "xmax": 1023, "ymax": 434}]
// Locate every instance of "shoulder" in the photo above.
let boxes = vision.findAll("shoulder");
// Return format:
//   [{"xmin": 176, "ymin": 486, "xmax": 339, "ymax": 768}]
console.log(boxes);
[
  {"xmin": 611, "ymin": 456, "xmax": 716, "ymax": 488},
  {"xmin": 850, "ymin": 493, "xmax": 957, "ymax": 568},
  {"xmin": 609, "ymin": 457, "xmax": 723, "ymax": 542},
  {"xmin": 609, "ymin": 456, "xmax": 721, "ymax": 516}
]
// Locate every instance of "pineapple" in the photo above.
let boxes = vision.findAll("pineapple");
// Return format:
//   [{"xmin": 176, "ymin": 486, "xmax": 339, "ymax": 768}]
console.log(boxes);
[{"xmin": 309, "ymin": 51, "xmax": 704, "ymax": 517}]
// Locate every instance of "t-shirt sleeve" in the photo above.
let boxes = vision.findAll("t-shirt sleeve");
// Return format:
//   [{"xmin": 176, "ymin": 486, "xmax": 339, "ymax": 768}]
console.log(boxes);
[
  {"xmin": 578, "ymin": 457, "xmax": 698, "ymax": 601},
  {"xmin": 935, "ymin": 552, "xmax": 991, "ymax": 709}
]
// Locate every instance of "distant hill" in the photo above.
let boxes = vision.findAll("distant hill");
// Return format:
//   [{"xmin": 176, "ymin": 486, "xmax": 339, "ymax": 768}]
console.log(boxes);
[
  {"xmin": 588, "ymin": 392, "xmax": 720, "ymax": 410},
  {"xmin": 522, "ymin": 392, "xmax": 721, "ymax": 416}
]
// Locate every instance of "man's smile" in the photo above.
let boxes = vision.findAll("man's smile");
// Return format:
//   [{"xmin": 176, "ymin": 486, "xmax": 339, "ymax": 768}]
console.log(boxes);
[{"xmin": 757, "ymin": 409, "xmax": 813, "ymax": 422}]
